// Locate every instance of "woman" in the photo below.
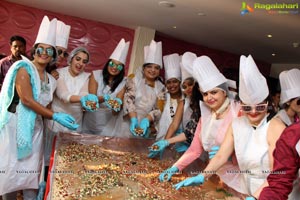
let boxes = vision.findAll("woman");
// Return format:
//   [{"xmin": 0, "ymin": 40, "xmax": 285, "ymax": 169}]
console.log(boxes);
[
  {"xmin": 159, "ymin": 55, "xmax": 246, "ymax": 194},
  {"xmin": 82, "ymin": 38, "xmax": 129, "ymax": 135},
  {"xmin": 120, "ymin": 40, "xmax": 165, "ymax": 138},
  {"xmin": 155, "ymin": 53, "xmax": 183, "ymax": 140},
  {"xmin": 275, "ymin": 68, "xmax": 300, "ymax": 126},
  {"xmin": 148, "ymin": 52, "xmax": 201, "ymax": 157},
  {"xmin": 174, "ymin": 55, "xmax": 285, "ymax": 199},
  {"xmin": 0, "ymin": 16, "xmax": 78, "ymax": 199}
]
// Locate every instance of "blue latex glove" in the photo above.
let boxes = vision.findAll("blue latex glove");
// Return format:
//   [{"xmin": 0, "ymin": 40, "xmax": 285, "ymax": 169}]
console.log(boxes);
[
  {"xmin": 139, "ymin": 118, "xmax": 150, "ymax": 138},
  {"xmin": 129, "ymin": 117, "xmax": 138, "ymax": 136},
  {"xmin": 148, "ymin": 140, "xmax": 169, "ymax": 159},
  {"xmin": 80, "ymin": 94, "xmax": 99, "ymax": 112},
  {"xmin": 209, "ymin": 145, "xmax": 220, "ymax": 159},
  {"xmin": 159, "ymin": 166, "xmax": 179, "ymax": 182},
  {"xmin": 174, "ymin": 174, "xmax": 205, "ymax": 190},
  {"xmin": 174, "ymin": 142, "xmax": 189, "ymax": 153},
  {"xmin": 53, "ymin": 112, "xmax": 79, "ymax": 130},
  {"xmin": 245, "ymin": 197, "xmax": 256, "ymax": 200},
  {"xmin": 103, "ymin": 94, "xmax": 111, "ymax": 102}
]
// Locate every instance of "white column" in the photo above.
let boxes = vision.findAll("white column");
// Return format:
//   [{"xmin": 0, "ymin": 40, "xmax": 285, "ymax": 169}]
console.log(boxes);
[{"xmin": 128, "ymin": 26, "xmax": 155, "ymax": 75}]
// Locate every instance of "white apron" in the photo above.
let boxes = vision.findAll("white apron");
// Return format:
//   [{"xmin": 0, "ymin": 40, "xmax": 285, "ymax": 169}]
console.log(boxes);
[
  {"xmin": 0, "ymin": 73, "xmax": 56, "ymax": 194},
  {"xmin": 81, "ymin": 70, "xmax": 126, "ymax": 135},
  {"xmin": 117, "ymin": 77, "xmax": 164, "ymax": 138},
  {"xmin": 276, "ymin": 109, "xmax": 292, "ymax": 126},
  {"xmin": 200, "ymin": 100, "xmax": 246, "ymax": 194},
  {"xmin": 233, "ymin": 116, "xmax": 270, "ymax": 195}
]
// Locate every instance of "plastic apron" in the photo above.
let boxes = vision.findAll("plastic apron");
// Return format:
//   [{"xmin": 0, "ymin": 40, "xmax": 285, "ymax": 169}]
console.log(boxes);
[
  {"xmin": 82, "ymin": 70, "xmax": 126, "ymax": 135},
  {"xmin": 0, "ymin": 73, "xmax": 55, "ymax": 194},
  {"xmin": 200, "ymin": 100, "xmax": 247, "ymax": 194},
  {"xmin": 232, "ymin": 116, "xmax": 270, "ymax": 195},
  {"xmin": 117, "ymin": 77, "xmax": 164, "ymax": 138}
]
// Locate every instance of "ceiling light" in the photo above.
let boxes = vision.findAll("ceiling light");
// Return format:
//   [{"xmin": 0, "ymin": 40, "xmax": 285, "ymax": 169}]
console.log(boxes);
[
  {"xmin": 293, "ymin": 42, "xmax": 299, "ymax": 48},
  {"xmin": 159, "ymin": 1, "xmax": 175, "ymax": 8},
  {"xmin": 272, "ymin": 53, "xmax": 276, "ymax": 56},
  {"xmin": 173, "ymin": 26, "xmax": 177, "ymax": 29},
  {"xmin": 197, "ymin": 12, "xmax": 206, "ymax": 16},
  {"xmin": 267, "ymin": 34, "xmax": 272, "ymax": 38}
]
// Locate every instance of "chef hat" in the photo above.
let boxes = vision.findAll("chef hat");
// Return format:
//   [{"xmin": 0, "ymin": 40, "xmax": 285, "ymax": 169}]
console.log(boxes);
[
  {"xmin": 144, "ymin": 40, "xmax": 163, "ymax": 68},
  {"xmin": 109, "ymin": 38, "xmax": 130, "ymax": 65},
  {"xmin": 56, "ymin": 20, "xmax": 71, "ymax": 49},
  {"xmin": 35, "ymin": 16, "xmax": 57, "ymax": 47},
  {"xmin": 192, "ymin": 55, "xmax": 227, "ymax": 92},
  {"xmin": 279, "ymin": 68, "xmax": 300, "ymax": 105},
  {"xmin": 239, "ymin": 55, "xmax": 269, "ymax": 104},
  {"xmin": 181, "ymin": 52, "xmax": 197, "ymax": 81},
  {"xmin": 163, "ymin": 53, "xmax": 181, "ymax": 81}
]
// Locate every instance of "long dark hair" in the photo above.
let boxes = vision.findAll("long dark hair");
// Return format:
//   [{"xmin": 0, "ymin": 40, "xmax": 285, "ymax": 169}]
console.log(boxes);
[
  {"xmin": 190, "ymin": 81, "xmax": 202, "ymax": 120},
  {"xmin": 103, "ymin": 59, "xmax": 125, "ymax": 92}
]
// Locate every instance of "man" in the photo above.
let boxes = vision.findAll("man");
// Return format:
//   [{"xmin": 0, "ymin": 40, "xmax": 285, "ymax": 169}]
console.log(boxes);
[
  {"xmin": 259, "ymin": 122, "xmax": 300, "ymax": 200},
  {"xmin": 0, "ymin": 35, "xmax": 26, "ymax": 90}
]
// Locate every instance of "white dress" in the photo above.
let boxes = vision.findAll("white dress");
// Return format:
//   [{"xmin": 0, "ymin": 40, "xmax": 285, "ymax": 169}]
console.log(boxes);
[
  {"xmin": 46, "ymin": 67, "xmax": 90, "ymax": 133},
  {"xmin": 81, "ymin": 70, "xmax": 126, "ymax": 135},
  {"xmin": 116, "ymin": 77, "xmax": 165, "ymax": 138},
  {"xmin": 0, "ymin": 68, "xmax": 56, "ymax": 194},
  {"xmin": 232, "ymin": 115, "xmax": 270, "ymax": 195}
]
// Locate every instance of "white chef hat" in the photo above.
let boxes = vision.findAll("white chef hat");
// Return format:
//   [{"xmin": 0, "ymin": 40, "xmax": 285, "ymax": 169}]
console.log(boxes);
[
  {"xmin": 144, "ymin": 40, "xmax": 163, "ymax": 68},
  {"xmin": 192, "ymin": 55, "xmax": 227, "ymax": 92},
  {"xmin": 35, "ymin": 16, "xmax": 57, "ymax": 47},
  {"xmin": 181, "ymin": 52, "xmax": 197, "ymax": 81},
  {"xmin": 56, "ymin": 20, "xmax": 71, "ymax": 49},
  {"xmin": 163, "ymin": 53, "xmax": 181, "ymax": 81},
  {"xmin": 239, "ymin": 55, "xmax": 269, "ymax": 104},
  {"xmin": 109, "ymin": 38, "xmax": 130, "ymax": 65},
  {"xmin": 279, "ymin": 68, "xmax": 300, "ymax": 105}
]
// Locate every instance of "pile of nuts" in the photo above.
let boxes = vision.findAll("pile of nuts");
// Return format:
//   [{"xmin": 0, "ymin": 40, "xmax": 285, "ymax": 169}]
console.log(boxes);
[
  {"xmin": 107, "ymin": 99, "xmax": 121, "ymax": 110},
  {"xmin": 86, "ymin": 101, "xmax": 97, "ymax": 111},
  {"xmin": 134, "ymin": 127, "xmax": 144, "ymax": 136}
]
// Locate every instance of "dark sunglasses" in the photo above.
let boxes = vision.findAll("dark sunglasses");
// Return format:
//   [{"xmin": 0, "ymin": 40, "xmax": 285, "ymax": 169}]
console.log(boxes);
[
  {"xmin": 293, "ymin": 97, "xmax": 300, "ymax": 106},
  {"xmin": 181, "ymin": 81, "xmax": 194, "ymax": 91},
  {"xmin": 36, "ymin": 47, "xmax": 54, "ymax": 57},
  {"xmin": 241, "ymin": 103, "xmax": 268, "ymax": 113},
  {"xmin": 109, "ymin": 61, "xmax": 123, "ymax": 71},
  {"xmin": 57, "ymin": 49, "xmax": 69, "ymax": 58}
]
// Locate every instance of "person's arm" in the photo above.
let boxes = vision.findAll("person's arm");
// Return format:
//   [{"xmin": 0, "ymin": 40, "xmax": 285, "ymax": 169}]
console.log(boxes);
[
  {"xmin": 165, "ymin": 100, "xmax": 184, "ymax": 139},
  {"xmin": 123, "ymin": 77, "xmax": 137, "ymax": 118},
  {"xmin": 253, "ymin": 117, "xmax": 286, "ymax": 198},
  {"xmin": 259, "ymin": 124, "xmax": 300, "ymax": 200},
  {"xmin": 200, "ymin": 124, "xmax": 235, "ymax": 179},
  {"xmin": 172, "ymin": 120, "xmax": 203, "ymax": 171},
  {"xmin": 15, "ymin": 68, "xmax": 53, "ymax": 119}
]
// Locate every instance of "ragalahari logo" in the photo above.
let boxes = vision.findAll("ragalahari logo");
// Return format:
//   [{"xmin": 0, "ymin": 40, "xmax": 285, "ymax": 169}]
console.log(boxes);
[{"xmin": 241, "ymin": 2, "xmax": 254, "ymax": 15}]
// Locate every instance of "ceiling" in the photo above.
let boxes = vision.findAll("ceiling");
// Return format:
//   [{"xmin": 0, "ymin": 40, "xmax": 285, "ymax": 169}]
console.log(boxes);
[{"xmin": 6, "ymin": 0, "xmax": 300, "ymax": 64}]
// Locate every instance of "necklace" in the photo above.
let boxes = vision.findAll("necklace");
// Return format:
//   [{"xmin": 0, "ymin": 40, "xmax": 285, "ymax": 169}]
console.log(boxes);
[{"xmin": 41, "ymin": 71, "xmax": 50, "ymax": 92}]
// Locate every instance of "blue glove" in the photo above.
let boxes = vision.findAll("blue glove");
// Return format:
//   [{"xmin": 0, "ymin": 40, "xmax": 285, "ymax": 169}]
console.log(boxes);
[
  {"xmin": 103, "ymin": 94, "xmax": 111, "ymax": 101},
  {"xmin": 174, "ymin": 174, "xmax": 205, "ymax": 190},
  {"xmin": 174, "ymin": 142, "xmax": 189, "ymax": 153},
  {"xmin": 139, "ymin": 118, "xmax": 150, "ymax": 138},
  {"xmin": 148, "ymin": 140, "xmax": 169, "ymax": 159},
  {"xmin": 245, "ymin": 197, "xmax": 256, "ymax": 200},
  {"xmin": 53, "ymin": 112, "xmax": 79, "ymax": 131},
  {"xmin": 159, "ymin": 166, "xmax": 179, "ymax": 182},
  {"xmin": 129, "ymin": 117, "xmax": 138, "ymax": 136},
  {"xmin": 80, "ymin": 94, "xmax": 99, "ymax": 112},
  {"xmin": 209, "ymin": 145, "xmax": 220, "ymax": 159}
]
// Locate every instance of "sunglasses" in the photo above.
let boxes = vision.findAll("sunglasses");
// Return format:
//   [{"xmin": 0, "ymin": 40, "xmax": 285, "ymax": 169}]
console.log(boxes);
[
  {"xmin": 292, "ymin": 97, "xmax": 300, "ymax": 106},
  {"xmin": 241, "ymin": 103, "xmax": 268, "ymax": 113},
  {"xmin": 57, "ymin": 49, "xmax": 69, "ymax": 58},
  {"xmin": 109, "ymin": 61, "xmax": 123, "ymax": 71},
  {"xmin": 36, "ymin": 47, "xmax": 54, "ymax": 57}
]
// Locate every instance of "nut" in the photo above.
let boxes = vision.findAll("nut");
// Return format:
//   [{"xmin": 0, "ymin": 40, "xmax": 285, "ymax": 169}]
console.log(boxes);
[
  {"xmin": 86, "ymin": 101, "xmax": 97, "ymax": 110},
  {"xmin": 134, "ymin": 127, "xmax": 144, "ymax": 135},
  {"xmin": 150, "ymin": 145, "xmax": 159, "ymax": 151},
  {"xmin": 107, "ymin": 99, "xmax": 120, "ymax": 110}
]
